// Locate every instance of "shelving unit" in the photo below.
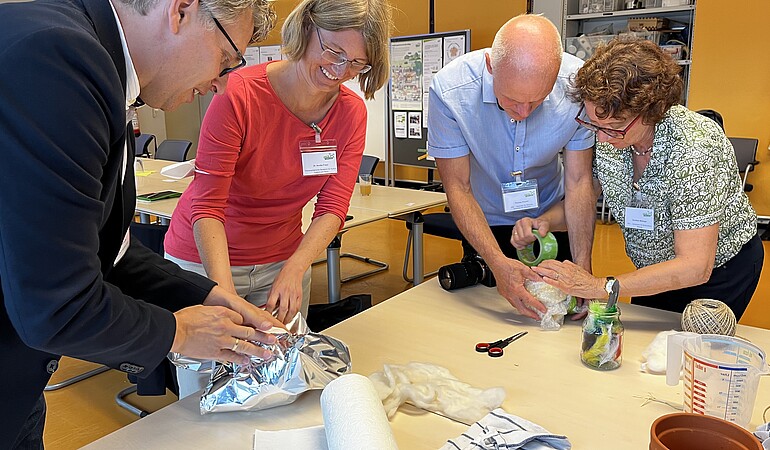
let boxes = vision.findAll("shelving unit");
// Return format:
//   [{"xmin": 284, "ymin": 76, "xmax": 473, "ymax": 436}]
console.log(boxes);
[{"xmin": 561, "ymin": 2, "xmax": 696, "ymax": 104}]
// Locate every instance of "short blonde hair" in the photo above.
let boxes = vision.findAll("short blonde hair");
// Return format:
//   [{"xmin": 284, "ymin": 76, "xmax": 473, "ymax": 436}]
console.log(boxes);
[{"xmin": 281, "ymin": 0, "xmax": 391, "ymax": 99}]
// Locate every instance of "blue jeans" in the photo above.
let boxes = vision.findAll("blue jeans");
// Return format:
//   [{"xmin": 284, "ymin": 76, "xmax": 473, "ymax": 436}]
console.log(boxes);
[{"xmin": 13, "ymin": 395, "xmax": 45, "ymax": 449}]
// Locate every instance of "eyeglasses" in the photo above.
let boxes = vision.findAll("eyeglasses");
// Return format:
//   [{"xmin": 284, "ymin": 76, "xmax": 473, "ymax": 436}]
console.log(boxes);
[
  {"xmin": 315, "ymin": 26, "xmax": 371, "ymax": 75},
  {"xmin": 574, "ymin": 104, "xmax": 640, "ymax": 139},
  {"xmin": 212, "ymin": 16, "xmax": 247, "ymax": 77}
]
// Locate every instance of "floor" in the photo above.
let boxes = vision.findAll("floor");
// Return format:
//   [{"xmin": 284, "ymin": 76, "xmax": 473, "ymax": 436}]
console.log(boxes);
[{"xmin": 42, "ymin": 211, "xmax": 770, "ymax": 448}]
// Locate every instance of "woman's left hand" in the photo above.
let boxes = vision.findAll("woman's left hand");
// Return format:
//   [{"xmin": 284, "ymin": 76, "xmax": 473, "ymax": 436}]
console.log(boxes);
[
  {"xmin": 532, "ymin": 259, "xmax": 603, "ymax": 300},
  {"xmin": 264, "ymin": 264, "xmax": 306, "ymax": 324}
]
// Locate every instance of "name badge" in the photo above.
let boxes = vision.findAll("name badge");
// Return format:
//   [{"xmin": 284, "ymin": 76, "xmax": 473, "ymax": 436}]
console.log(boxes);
[
  {"xmin": 625, "ymin": 207, "xmax": 654, "ymax": 231},
  {"xmin": 502, "ymin": 179, "xmax": 539, "ymax": 212},
  {"xmin": 300, "ymin": 140, "xmax": 338, "ymax": 176}
]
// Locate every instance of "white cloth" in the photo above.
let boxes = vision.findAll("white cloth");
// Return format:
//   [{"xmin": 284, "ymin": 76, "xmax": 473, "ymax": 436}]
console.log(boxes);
[
  {"xmin": 524, "ymin": 281, "xmax": 569, "ymax": 331},
  {"xmin": 640, "ymin": 330, "xmax": 679, "ymax": 374},
  {"xmin": 254, "ymin": 426, "xmax": 327, "ymax": 450},
  {"xmin": 441, "ymin": 408, "xmax": 571, "ymax": 450},
  {"xmin": 369, "ymin": 362, "xmax": 505, "ymax": 425}
]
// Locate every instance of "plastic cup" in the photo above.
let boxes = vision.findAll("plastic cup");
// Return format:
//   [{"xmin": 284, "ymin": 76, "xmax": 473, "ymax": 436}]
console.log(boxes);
[{"xmin": 359, "ymin": 174, "xmax": 372, "ymax": 196}]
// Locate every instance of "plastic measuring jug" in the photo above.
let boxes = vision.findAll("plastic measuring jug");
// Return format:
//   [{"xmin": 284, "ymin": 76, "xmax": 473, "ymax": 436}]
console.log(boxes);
[{"xmin": 667, "ymin": 332, "xmax": 768, "ymax": 428}]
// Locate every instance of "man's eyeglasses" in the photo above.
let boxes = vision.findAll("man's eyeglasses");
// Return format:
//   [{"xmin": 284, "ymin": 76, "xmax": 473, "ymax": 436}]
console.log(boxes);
[
  {"xmin": 315, "ymin": 26, "xmax": 371, "ymax": 75},
  {"xmin": 574, "ymin": 104, "xmax": 640, "ymax": 139},
  {"xmin": 212, "ymin": 16, "xmax": 247, "ymax": 77}
]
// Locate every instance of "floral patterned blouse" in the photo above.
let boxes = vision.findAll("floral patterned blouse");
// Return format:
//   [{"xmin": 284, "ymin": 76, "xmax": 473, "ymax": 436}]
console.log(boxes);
[{"xmin": 593, "ymin": 105, "xmax": 756, "ymax": 268}]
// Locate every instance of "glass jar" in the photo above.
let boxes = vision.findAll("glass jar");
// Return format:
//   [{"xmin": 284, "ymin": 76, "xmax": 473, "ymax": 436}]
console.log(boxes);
[{"xmin": 581, "ymin": 301, "xmax": 624, "ymax": 370}]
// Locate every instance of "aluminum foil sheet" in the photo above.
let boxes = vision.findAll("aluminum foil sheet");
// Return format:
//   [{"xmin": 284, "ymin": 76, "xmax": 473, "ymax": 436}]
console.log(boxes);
[{"xmin": 197, "ymin": 314, "xmax": 351, "ymax": 414}]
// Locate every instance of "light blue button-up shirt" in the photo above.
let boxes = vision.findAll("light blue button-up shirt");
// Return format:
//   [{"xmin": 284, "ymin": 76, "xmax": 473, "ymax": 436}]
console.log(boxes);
[{"xmin": 428, "ymin": 49, "xmax": 594, "ymax": 226}]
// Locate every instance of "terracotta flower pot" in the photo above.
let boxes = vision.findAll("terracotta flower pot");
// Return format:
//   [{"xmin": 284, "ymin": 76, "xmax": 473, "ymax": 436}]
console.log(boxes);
[{"xmin": 650, "ymin": 413, "xmax": 762, "ymax": 450}]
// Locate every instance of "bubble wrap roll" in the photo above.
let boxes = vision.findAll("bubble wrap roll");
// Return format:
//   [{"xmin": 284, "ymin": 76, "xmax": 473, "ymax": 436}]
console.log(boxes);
[{"xmin": 320, "ymin": 374, "xmax": 398, "ymax": 450}]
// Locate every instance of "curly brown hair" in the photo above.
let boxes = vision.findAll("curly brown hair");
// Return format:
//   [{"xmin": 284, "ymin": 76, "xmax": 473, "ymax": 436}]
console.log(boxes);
[{"xmin": 569, "ymin": 38, "xmax": 682, "ymax": 125}]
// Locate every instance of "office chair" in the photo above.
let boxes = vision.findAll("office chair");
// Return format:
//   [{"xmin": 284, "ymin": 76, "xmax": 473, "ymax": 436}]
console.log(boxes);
[
  {"xmin": 728, "ymin": 137, "xmax": 759, "ymax": 192},
  {"xmin": 135, "ymin": 133, "xmax": 157, "ymax": 157},
  {"xmin": 155, "ymin": 139, "xmax": 193, "ymax": 162},
  {"xmin": 114, "ymin": 221, "xmax": 172, "ymax": 417},
  {"xmin": 403, "ymin": 206, "xmax": 464, "ymax": 283},
  {"xmin": 312, "ymin": 155, "xmax": 389, "ymax": 283}
]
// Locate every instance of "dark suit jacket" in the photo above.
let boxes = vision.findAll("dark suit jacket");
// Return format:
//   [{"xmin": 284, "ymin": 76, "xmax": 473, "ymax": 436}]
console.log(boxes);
[{"xmin": 0, "ymin": 0, "xmax": 216, "ymax": 442}]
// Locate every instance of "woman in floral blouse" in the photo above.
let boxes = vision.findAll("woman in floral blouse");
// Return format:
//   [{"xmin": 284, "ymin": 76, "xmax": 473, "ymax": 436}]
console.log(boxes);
[{"xmin": 528, "ymin": 38, "xmax": 762, "ymax": 319}]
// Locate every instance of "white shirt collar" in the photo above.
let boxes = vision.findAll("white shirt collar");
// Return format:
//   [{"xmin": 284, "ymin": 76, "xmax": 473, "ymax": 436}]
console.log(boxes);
[{"xmin": 108, "ymin": 0, "xmax": 140, "ymax": 110}]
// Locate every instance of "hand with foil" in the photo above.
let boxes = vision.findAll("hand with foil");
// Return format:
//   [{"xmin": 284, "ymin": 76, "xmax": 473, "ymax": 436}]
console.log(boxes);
[
  {"xmin": 264, "ymin": 260, "xmax": 306, "ymax": 324},
  {"xmin": 172, "ymin": 286, "xmax": 285, "ymax": 365}
]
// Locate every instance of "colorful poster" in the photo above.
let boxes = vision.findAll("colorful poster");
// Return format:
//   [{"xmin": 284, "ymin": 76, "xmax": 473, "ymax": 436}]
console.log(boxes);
[{"xmin": 390, "ymin": 41, "xmax": 423, "ymax": 111}]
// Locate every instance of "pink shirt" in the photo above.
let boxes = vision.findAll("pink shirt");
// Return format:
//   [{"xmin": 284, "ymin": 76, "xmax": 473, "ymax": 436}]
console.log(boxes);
[{"xmin": 164, "ymin": 62, "xmax": 367, "ymax": 265}]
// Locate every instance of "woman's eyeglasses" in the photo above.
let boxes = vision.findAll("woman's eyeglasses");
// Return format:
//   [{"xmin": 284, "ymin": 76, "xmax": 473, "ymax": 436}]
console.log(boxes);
[
  {"xmin": 315, "ymin": 26, "xmax": 371, "ymax": 75},
  {"xmin": 574, "ymin": 104, "xmax": 640, "ymax": 139},
  {"xmin": 212, "ymin": 16, "xmax": 247, "ymax": 77}
]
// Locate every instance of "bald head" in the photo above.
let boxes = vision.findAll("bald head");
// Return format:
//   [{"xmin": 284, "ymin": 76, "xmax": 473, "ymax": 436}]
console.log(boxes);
[
  {"xmin": 489, "ymin": 14, "xmax": 562, "ymax": 79},
  {"xmin": 485, "ymin": 14, "xmax": 563, "ymax": 121}
]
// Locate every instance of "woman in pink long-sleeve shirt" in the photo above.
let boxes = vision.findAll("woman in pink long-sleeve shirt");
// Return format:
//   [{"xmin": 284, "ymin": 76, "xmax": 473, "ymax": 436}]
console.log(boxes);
[{"xmin": 164, "ymin": 0, "xmax": 391, "ymax": 326}]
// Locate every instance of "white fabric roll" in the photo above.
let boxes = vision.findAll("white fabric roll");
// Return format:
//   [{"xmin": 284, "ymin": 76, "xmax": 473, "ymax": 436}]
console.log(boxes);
[{"xmin": 321, "ymin": 374, "xmax": 398, "ymax": 450}]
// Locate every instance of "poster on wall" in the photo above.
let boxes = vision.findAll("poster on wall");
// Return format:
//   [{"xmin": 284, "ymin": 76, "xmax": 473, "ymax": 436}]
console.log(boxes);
[
  {"xmin": 394, "ymin": 112, "xmax": 407, "ymax": 138},
  {"xmin": 422, "ymin": 38, "xmax": 442, "ymax": 92},
  {"xmin": 443, "ymin": 35, "xmax": 466, "ymax": 65},
  {"xmin": 408, "ymin": 112, "xmax": 422, "ymax": 139},
  {"xmin": 244, "ymin": 47, "xmax": 260, "ymax": 67},
  {"xmin": 259, "ymin": 45, "xmax": 283, "ymax": 64},
  {"xmin": 390, "ymin": 40, "xmax": 423, "ymax": 111}
]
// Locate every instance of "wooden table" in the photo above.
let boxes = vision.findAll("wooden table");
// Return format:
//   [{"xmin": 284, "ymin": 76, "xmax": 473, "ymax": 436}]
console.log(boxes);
[{"xmin": 83, "ymin": 279, "xmax": 770, "ymax": 449}]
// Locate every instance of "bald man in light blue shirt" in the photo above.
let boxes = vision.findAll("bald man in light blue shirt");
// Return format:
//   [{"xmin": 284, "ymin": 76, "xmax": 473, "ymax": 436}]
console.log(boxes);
[{"xmin": 428, "ymin": 15, "xmax": 595, "ymax": 319}]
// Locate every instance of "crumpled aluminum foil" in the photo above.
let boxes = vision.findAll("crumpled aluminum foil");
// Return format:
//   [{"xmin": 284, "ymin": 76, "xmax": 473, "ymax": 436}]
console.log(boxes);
[{"xmin": 198, "ymin": 314, "xmax": 351, "ymax": 414}]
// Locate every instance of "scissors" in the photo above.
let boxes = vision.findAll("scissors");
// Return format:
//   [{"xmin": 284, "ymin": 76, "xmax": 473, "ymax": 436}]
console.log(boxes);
[{"xmin": 475, "ymin": 331, "xmax": 528, "ymax": 358}]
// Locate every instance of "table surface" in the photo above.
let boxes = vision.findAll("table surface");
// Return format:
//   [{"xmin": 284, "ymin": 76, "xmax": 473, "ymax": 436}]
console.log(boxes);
[
  {"xmin": 134, "ymin": 158, "xmax": 445, "ymax": 223},
  {"xmin": 84, "ymin": 279, "xmax": 770, "ymax": 449}
]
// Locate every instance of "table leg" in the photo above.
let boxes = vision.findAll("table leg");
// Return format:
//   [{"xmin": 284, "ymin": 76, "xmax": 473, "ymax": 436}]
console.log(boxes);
[
  {"xmin": 327, "ymin": 235, "xmax": 342, "ymax": 303},
  {"xmin": 411, "ymin": 214, "xmax": 424, "ymax": 285}
]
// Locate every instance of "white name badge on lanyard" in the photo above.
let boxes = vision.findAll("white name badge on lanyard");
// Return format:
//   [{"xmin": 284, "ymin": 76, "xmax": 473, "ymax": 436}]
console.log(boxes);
[
  {"xmin": 624, "ymin": 189, "xmax": 654, "ymax": 230},
  {"xmin": 300, "ymin": 140, "xmax": 338, "ymax": 176},
  {"xmin": 501, "ymin": 179, "xmax": 539, "ymax": 212},
  {"xmin": 625, "ymin": 207, "xmax": 654, "ymax": 230}
]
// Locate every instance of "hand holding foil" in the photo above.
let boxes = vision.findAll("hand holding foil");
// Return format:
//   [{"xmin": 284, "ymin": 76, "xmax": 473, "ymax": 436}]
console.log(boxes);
[{"xmin": 196, "ymin": 313, "xmax": 351, "ymax": 414}]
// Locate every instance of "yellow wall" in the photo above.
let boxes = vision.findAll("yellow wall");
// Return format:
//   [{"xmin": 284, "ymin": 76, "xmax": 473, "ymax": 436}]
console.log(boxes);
[
  {"xmin": 435, "ymin": 0, "xmax": 527, "ymax": 50},
  {"xmin": 688, "ymin": 1, "xmax": 770, "ymax": 215}
]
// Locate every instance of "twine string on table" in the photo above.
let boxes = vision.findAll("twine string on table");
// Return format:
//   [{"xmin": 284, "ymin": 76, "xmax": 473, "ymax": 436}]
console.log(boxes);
[{"xmin": 681, "ymin": 299, "xmax": 736, "ymax": 336}]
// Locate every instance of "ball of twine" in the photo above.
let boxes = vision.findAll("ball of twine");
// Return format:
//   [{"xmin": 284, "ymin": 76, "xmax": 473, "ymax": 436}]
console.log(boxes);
[{"xmin": 681, "ymin": 299, "xmax": 736, "ymax": 336}]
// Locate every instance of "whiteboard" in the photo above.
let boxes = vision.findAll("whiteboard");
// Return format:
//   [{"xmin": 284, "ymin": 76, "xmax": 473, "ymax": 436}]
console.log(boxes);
[{"xmin": 343, "ymin": 79, "xmax": 387, "ymax": 162}]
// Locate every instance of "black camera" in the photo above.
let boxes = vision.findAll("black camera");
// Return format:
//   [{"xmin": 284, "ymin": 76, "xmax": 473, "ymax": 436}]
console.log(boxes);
[{"xmin": 438, "ymin": 254, "xmax": 496, "ymax": 291}]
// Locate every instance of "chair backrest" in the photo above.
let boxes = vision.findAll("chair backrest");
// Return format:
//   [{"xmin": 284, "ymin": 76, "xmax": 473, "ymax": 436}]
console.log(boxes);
[
  {"xmin": 728, "ymin": 137, "xmax": 759, "ymax": 173},
  {"xmin": 130, "ymin": 222, "xmax": 169, "ymax": 255},
  {"xmin": 696, "ymin": 109, "xmax": 725, "ymax": 131},
  {"xmin": 358, "ymin": 155, "xmax": 379, "ymax": 176},
  {"xmin": 155, "ymin": 139, "xmax": 192, "ymax": 162},
  {"xmin": 134, "ymin": 133, "xmax": 157, "ymax": 157}
]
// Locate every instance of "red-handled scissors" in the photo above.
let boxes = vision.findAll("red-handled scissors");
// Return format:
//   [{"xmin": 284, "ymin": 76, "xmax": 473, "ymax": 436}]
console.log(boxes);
[{"xmin": 475, "ymin": 331, "xmax": 528, "ymax": 357}]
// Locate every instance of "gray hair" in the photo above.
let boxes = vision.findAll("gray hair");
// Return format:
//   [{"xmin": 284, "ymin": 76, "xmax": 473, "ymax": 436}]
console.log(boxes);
[
  {"xmin": 281, "ymin": 0, "xmax": 392, "ymax": 100},
  {"xmin": 489, "ymin": 14, "xmax": 562, "ymax": 77},
  {"xmin": 118, "ymin": 0, "xmax": 277, "ymax": 44}
]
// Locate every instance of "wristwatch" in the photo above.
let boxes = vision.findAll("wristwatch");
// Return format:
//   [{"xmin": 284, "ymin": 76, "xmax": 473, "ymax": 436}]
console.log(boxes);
[
  {"xmin": 604, "ymin": 276, "xmax": 620, "ymax": 309},
  {"xmin": 604, "ymin": 276, "xmax": 617, "ymax": 297}
]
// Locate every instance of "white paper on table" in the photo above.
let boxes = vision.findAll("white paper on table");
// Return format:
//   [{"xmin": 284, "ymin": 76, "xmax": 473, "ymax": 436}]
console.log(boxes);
[
  {"xmin": 254, "ymin": 426, "xmax": 328, "ymax": 450},
  {"xmin": 159, "ymin": 159, "xmax": 195, "ymax": 179}
]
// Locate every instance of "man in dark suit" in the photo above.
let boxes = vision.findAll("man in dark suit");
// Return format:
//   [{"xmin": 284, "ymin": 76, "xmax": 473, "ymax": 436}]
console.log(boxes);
[{"xmin": 0, "ymin": 0, "xmax": 281, "ymax": 447}]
